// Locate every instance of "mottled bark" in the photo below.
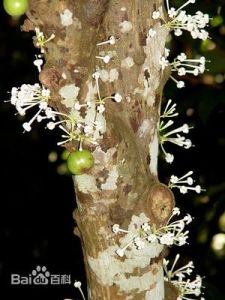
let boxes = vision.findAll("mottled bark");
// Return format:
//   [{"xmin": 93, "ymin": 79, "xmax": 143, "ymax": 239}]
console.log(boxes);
[{"xmin": 25, "ymin": 1, "xmax": 175, "ymax": 299}]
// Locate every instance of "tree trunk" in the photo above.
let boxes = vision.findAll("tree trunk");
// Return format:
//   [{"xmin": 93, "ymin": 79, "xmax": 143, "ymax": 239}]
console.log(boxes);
[{"xmin": 25, "ymin": 0, "xmax": 175, "ymax": 299}]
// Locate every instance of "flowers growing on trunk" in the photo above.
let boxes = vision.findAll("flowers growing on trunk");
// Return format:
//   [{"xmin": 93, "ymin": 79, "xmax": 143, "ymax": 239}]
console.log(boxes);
[
  {"xmin": 169, "ymin": 171, "xmax": 205, "ymax": 194},
  {"xmin": 163, "ymin": 254, "xmax": 205, "ymax": 300},
  {"xmin": 151, "ymin": 0, "xmax": 209, "ymax": 40},
  {"xmin": 10, "ymin": 83, "xmax": 51, "ymax": 132},
  {"xmin": 159, "ymin": 98, "xmax": 193, "ymax": 163},
  {"xmin": 112, "ymin": 207, "xmax": 192, "ymax": 257},
  {"xmin": 165, "ymin": 0, "xmax": 209, "ymax": 40},
  {"xmin": 34, "ymin": 27, "xmax": 55, "ymax": 53},
  {"xmin": 159, "ymin": 49, "xmax": 206, "ymax": 89}
]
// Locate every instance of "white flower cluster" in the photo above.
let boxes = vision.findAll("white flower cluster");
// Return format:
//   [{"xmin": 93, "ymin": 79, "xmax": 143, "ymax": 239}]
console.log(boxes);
[
  {"xmin": 151, "ymin": 1, "xmax": 209, "ymax": 41},
  {"xmin": 159, "ymin": 99, "xmax": 192, "ymax": 163},
  {"xmin": 171, "ymin": 52, "xmax": 206, "ymax": 78},
  {"xmin": 9, "ymin": 79, "xmax": 105, "ymax": 149},
  {"xmin": 11, "ymin": 78, "xmax": 115, "ymax": 148},
  {"xmin": 10, "ymin": 83, "xmax": 51, "ymax": 132},
  {"xmin": 159, "ymin": 49, "xmax": 206, "ymax": 89},
  {"xmin": 112, "ymin": 207, "xmax": 192, "ymax": 257},
  {"xmin": 169, "ymin": 171, "xmax": 204, "ymax": 194},
  {"xmin": 165, "ymin": 0, "xmax": 209, "ymax": 40},
  {"xmin": 164, "ymin": 254, "xmax": 205, "ymax": 300},
  {"xmin": 46, "ymin": 70, "xmax": 122, "ymax": 147},
  {"xmin": 46, "ymin": 108, "xmax": 102, "ymax": 147}
]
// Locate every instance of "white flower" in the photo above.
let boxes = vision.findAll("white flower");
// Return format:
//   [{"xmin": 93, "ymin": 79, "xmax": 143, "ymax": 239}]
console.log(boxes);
[
  {"xmin": 46, "ymin": 122, "xmax": 55, "ymax": 130},
  {"xmin": 172, "ymin": 207, "xmax": 180, "ymax": 216},
  {"xmin": 178, "ymin": 67, "xmax": 186, "ymax": 76},
  {"xmin": 97, "ymin": 36, "xmax": 116, "ymax": 46},
  {"xmin": 33, "ymin": 56, "xmax": 43, "ymax": 73},
  {"xmin": 84, "ymin": 125, "xmax": 94, "ymax": 134},
  {"xmin": 165, "ymin": 48, "xmax": 170, "ymax": 58},
  {"xmin": 74, "ymin": 281, "xmax": 86, "ymax": 300},
  {"xmin": 174, "ymin": 29, "xmax": 183, "ymax": 36},
  {"xmin": 170, "ymin": 175, "xmax": 179, "ymax": 184},
  {"xmin": 165, "ymin": 153, "xmax": 174, "ymax": 163},
  {"xmin": 152, "ymin": 10, "xmax": 161, "ymax": 20},
  {"xmin": 112, "ymin": 224, "xmax": 129, "ymax": 234},
  {"xmin": 74, "ymin": 281, "xmax": 81, "ymax": 288},
  {"xmin": 114, "ymin": 93, "xmax": 122, "ymax": 103},
  {"xmin": 92, "ymin": 71, "xmax": 100, "ymax": 80},
  {"xmin": 22, "ymin": 122, "xmax": 31, "ymax": 132},
  {"xmin": 160, "ymin": 232, "xmax": 175, "ymax": 245},
  {"xmin": 148, "ymin": 28, "xmax": 156, "ymax": 38},
  {"xmin": 133, "ymin": 237, "xmax": 145, "ymax": 249},
  {"xmin": 177, "ymin": 53, "xmax": 187, "ymax": 62},
  {"xmin": 97, "ymin": 104, "xmax": 105, "ymax": 113},
  {"xmin": 34, "ymin": 27, "xmax": 55, "ymax": 53},
  {"xmin": 112, "ymin": 224, "xmax": 120, "ymax": 233},
  {"xmin": 116, "ymin": 248, "xmax": 125, "ymax": 257},
  {"xmin": 159, "ymin": 56, "xmax": 169, "ymax": 70},
  {"xmin": 168, "ymin": 8, "xmax": 177, "ymax": 18},
  {"xmin": 177, "ymin": 80, "xmax": 185, "ymax": 89},
  {"xmin": 74, "ymin": 102, "xmax": 81, "ymax": 110},
  {"xmin": 147, "ymin": 234, "xmax": 157, "ymax": 242},
  {"xmin": 141, "ymin": 223, "xmax": 150, "ymax": 232},
  {"xmin": 184, "ymin": 214, "xmax": 193, "ymax": 224},
  {"xmin": 96, "ymin": 54, "xmax": 111, "ymax": 64}
]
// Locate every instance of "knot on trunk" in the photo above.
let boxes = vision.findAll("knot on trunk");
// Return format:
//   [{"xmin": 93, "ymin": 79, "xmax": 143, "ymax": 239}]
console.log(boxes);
[
  {"xmin": 164, "ymin": 281, "xmax": 179, "ymax": 300},
  {"xmin": 39, "ymin": 67, "xmax": 62, "ymax": 89},
  {"xmin": 21, "ymin": 19, "xmax": 34, "ymax": 32},
  {"xmin": 146, "ymin": 183, "xmax": 175, "ymax": 225}
]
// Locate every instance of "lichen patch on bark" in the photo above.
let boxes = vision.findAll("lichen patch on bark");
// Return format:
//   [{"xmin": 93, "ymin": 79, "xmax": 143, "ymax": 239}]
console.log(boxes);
[
  {"xmin": 59, "ymin": 84, "xmax": 80, "ymax": 108},
  {"xmin": 76, "ymin": 174, "xmax": 98, "ymax": 194},
  {"xmin": 101, "ymin": 166, "xmax": 119, "ymax": 190}
]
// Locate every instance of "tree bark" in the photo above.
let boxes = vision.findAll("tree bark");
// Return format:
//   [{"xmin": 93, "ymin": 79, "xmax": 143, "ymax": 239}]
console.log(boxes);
[{"xmin": 25, "ymin": 0, "xmax": 175, "ymax": 299}]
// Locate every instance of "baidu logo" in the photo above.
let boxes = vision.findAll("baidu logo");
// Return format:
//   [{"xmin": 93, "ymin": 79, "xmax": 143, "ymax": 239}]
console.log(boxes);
[{"xmin": 11, "ymin": 266, "xmax": 71, "ymax": 285}]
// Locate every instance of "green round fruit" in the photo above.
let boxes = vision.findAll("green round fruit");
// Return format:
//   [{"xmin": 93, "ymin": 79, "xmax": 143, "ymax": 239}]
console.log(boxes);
[
  {"xmin": 67, "ymin": 150, "xmax": 94, "ymax": 175},
  {"xmin": 3, "ymin": 0, "xmax": 29, "ymax": 17}
]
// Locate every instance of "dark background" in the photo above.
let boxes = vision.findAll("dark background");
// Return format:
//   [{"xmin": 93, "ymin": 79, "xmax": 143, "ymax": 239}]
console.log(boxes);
[{"xmin": 0, "ymin": 0, "xmax": 225, "ymax": 299}]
